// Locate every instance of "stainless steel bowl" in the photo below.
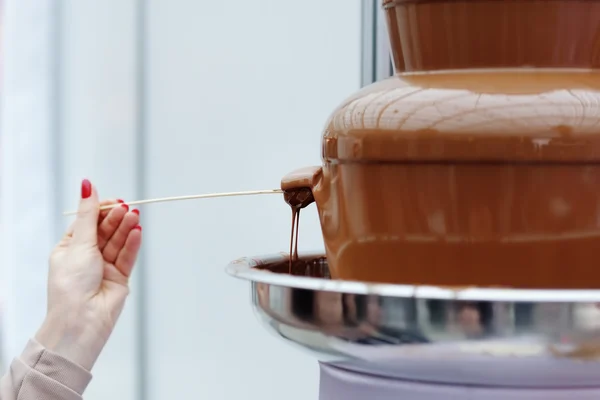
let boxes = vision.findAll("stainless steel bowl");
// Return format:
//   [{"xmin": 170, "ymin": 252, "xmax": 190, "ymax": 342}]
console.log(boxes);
[{"xmin": 226, "ymin": 252, "xmax": 600, "ymax": 388}]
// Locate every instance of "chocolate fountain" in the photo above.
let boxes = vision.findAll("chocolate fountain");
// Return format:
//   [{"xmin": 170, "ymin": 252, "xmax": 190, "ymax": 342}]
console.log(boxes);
[{"xmin": 228, "ymin": 0, "xmax": 600, "ymax": 398}]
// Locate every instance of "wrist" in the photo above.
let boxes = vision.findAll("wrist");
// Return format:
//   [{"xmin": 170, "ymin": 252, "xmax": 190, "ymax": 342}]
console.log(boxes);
[{"xmin": 35, "ymin": 312, "xmax": 110, "ymax": 371}]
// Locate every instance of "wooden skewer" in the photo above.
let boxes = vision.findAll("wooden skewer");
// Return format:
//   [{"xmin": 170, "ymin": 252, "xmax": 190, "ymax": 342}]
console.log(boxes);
[{"xmin": 62, "ymin": 189, "xmax": 284, "ymax": 216}]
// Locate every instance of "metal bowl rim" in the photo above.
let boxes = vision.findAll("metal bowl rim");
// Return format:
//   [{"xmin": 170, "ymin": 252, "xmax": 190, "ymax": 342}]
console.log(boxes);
[{"xmin": 226, "ymin": 251, "xmax": 600, "ymax": 302}]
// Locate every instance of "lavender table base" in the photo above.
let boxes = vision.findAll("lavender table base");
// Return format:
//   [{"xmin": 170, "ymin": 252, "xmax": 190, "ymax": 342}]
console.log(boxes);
[{"xmin": 319, "ymin": 363, "xmax": 600, "ymax": 400}]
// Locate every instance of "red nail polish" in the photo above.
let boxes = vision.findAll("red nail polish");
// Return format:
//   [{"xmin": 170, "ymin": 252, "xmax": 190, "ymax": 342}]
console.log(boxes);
[
  {"xmin": 117, "ymin": 199, "xmax": 125, "ymax": 203},
  {"xmin": 131, "ymin": 209, "xmax": 139, "ymax": 215},
  {"xmin": 121, "ymin": 204, "xmax": 130, "ymax": 211},
  {"xmin": 134, "ymin": 225, "xmax": 142, "ymax": 231},
  {"xmin": 81, "ymin": 179, "xmax": 92, "ymax": 199}
]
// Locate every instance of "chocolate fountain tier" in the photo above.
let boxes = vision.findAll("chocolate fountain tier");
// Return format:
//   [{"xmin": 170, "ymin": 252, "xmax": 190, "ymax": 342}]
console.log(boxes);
[{"xmin": 227, "ymin": 253, "xmax": 600, "ymax": 389}]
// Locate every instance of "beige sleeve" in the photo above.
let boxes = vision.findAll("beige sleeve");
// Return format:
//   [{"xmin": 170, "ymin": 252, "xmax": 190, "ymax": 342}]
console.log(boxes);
[{"xmin": 0, "ymin": 339, "xmax": 92, "ymax": 400}]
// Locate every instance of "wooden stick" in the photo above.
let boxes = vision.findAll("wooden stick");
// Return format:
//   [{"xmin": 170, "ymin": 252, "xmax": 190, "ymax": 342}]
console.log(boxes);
[{"xmin": 62, "ymin": 189, "xmax": 284, "ymax": 216}]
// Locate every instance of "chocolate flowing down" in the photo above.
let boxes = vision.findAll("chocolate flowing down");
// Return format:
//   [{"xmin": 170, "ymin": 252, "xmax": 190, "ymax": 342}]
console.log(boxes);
[{"xmin": 284, "ymin": 188, "xmax": 315, "ymax": 272}]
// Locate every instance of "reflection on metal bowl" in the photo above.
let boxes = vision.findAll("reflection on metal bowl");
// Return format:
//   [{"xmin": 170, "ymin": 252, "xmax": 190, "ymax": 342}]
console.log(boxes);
[{"xmin": 226, "ymin": 252, "xmax": 600, "ymax": 388}]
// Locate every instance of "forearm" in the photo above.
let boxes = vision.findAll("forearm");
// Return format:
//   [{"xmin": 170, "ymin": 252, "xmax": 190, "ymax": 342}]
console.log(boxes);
[{"xmin": 34, "ymin": 313, "xmax": 109, "ymax": 372}]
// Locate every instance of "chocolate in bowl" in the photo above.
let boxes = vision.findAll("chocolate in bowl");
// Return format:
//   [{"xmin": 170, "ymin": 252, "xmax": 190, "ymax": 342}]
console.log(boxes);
[{"xmin": 255, "ymin": 256, "xmax": 328, "ymax": 279}]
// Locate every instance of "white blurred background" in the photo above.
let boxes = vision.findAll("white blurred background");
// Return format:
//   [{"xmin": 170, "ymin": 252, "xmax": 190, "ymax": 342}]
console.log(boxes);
[{"xmin": 0, "ymin": 1, "xmax": 391, "ymax": 399}]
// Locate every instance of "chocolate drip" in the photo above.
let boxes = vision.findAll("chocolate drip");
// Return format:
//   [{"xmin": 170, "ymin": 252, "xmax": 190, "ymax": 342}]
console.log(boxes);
[
  {"xmin": 284, "ymin": 188, "xmax": 315, "ymax": 272},
  {"xmin": 284, "ymin": 188, "xmax": 315, "ymax": 209},
  {"xmin": 294, "ymin": 210, "xmax": 300, "ymax": 260},
  {"xmin": 288, "ymin": 209, "xmax": 300, "ymax": 272}
]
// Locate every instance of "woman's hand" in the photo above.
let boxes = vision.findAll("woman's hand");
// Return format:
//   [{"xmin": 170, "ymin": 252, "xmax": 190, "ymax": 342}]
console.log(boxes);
[{"xmin": 35, "ymin": 179, "xmax": 142, "ymax": 370}]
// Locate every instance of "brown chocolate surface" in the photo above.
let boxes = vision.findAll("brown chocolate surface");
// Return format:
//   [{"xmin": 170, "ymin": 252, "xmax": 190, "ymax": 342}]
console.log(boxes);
[
  {"xmin": 279, "ymin": 0, "xmax": 600, "ymax": 289},
  {"xmin": 385, "ymin": 0, "xmax": 600, "ymax": 72},
  {"xmin": 323, "ymin": 71, "xmax": 600, "ymax": 162},
  {"xmin": 257, "ymin": 256, "xmax": 328, "ymax": 278}
]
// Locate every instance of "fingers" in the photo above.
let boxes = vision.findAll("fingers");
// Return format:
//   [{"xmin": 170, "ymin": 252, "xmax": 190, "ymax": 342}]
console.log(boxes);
[
  {"xmin": 97, "ymin": 203, "xmax": 131, "ymax": 250},
  {"xmin": 98, "ymin": 199, "xmax": 123, "ymax": 225},
  {"xmin": 71, "ymin": 179, "xmax": 100, "ymax": 247},
  {"xmin": 102, "ymin": 211, "xmax": 140, "ymax": 263},
  {"xmin": 63, "ymin": 199, "xmax": 118, "ymax": 240},
  {"xmin": 115, "ymin": 227, "xmax": 142, "ymax": 277},
  {"xmin": 65, "ymin": 179, "xmax": 138, "ymax": 257}
]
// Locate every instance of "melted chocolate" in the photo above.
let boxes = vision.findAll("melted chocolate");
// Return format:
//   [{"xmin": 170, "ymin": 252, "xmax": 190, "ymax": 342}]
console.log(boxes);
[
  {"xmin": 259, "ymin": 256, "xmax": 328, "ymax": 278},
  {"xmin": 278, "ymin": 0, "xmax": 600, "ymax": 289},
  {"xmin": 284, "ymin": 188, "xmax": 315, "ymax": 209},
  {"xmin": 284, "ymin": 188, "xmax": 315, "ymax": 272}
]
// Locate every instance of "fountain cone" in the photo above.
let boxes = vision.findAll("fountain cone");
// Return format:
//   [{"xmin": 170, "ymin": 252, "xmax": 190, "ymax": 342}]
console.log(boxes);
[{"xmin": 228, "ymin": 0, "xmax": 600, "ymax": 397}]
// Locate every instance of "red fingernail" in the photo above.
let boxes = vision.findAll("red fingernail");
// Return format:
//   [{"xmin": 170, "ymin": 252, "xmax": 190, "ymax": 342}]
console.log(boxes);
[
  {"xmin": 134, "ymin": 225, "xmax": 142, "ymax": 231},
  {"xmin": 131, "ymin": 209, "xmax": 139, "ymax": 215},
  {"xmin": 121, "ymin": 204, "xmax": 130, "ymax": 211},
  {"xmin": 81, "ymin": 179, "xmax": 92, "ymax": 199},
  {"xmin": 117, "ymin": 199, "xmax": 125, "ymax": 203}
]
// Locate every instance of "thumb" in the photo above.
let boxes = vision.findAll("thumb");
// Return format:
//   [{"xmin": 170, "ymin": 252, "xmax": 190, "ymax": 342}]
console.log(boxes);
[{"xmin": 72, "ymin": 179, "xmax": 100, "ymax": 247}]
